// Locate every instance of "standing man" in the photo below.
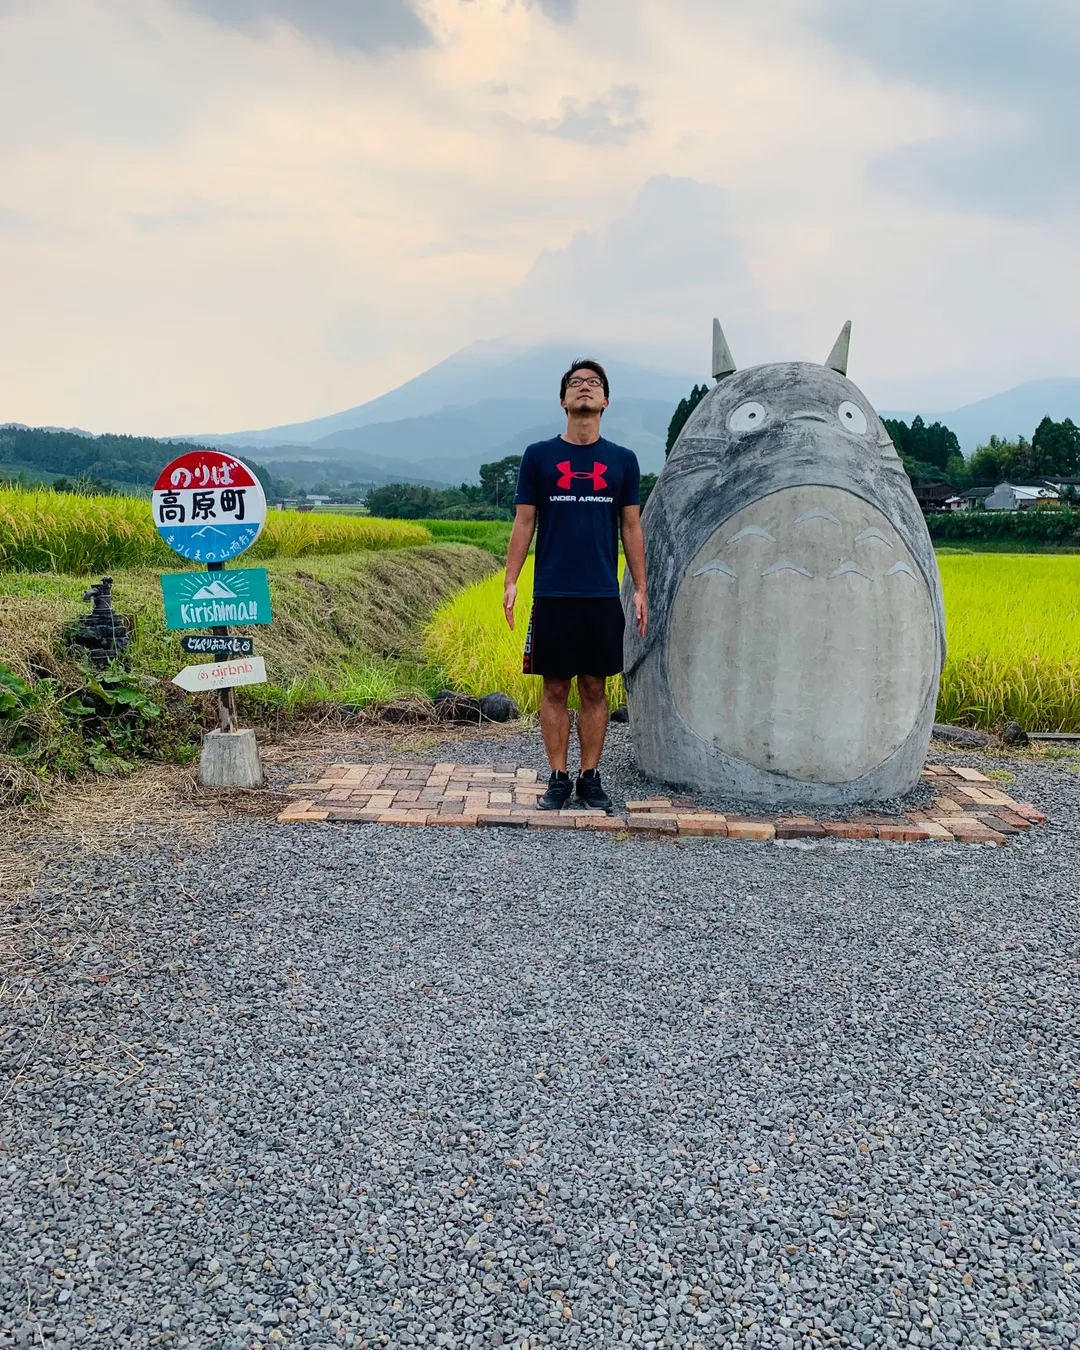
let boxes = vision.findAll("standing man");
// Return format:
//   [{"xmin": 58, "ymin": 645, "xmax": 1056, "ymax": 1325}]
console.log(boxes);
[{"xmin": 503, "ymin": 358, "xmax": 648, "ymax": 811}]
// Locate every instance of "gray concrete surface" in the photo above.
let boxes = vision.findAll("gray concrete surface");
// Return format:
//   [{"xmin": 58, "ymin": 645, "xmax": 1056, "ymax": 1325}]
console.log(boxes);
[
  {"xmin": 3, "ymin": 729, "xmax": 1079, "ymax": 1349},
  {"xmin": 198, "ymin": 729, "xmax": 265, "ymax": 789}
]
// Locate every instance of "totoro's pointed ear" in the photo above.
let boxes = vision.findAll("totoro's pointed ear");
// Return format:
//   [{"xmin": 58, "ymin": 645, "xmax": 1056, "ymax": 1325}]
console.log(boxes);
[
  {"xmin": 825, "ymin": 321, "xmax": 851, "ymax": 375},
  {"xmin": 712, "ymin": 318, "xmax": 736, "ymax": 381}
]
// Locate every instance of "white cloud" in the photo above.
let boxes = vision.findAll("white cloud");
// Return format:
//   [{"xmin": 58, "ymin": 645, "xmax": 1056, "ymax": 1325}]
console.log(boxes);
[
  {"xmin": 806, "ymin": 0, "xmax": 1080, "ymax": 218},
  {"xmin": 510, "ymin": 176, "xmax": 769, "ymax": 373},
  {"xmin": 0, "ymin": 0, "xmax": 1078, "ymax": 433},
  {"xmin": 174, "ymin": 0, "xmax": 434, "ymax": 49},
  {"xmin": 537, "ymin": 85, "xmax": 647, "ymax": 146}
]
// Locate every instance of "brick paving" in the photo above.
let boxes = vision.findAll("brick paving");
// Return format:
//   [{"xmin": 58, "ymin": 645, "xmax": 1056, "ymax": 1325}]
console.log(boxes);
[{"xmin": 278, "ymin": 761, "xmax": 1046, "ymax": 845}]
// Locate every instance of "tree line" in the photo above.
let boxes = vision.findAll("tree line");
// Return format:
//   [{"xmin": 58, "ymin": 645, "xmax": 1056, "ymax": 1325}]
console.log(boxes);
[
  {"xmin": 883, "ymin": 414, "xmax": 1080, "ymax": 488},
  {"xmin": 0, "ymin": 426, "xmax": 293, "ymax": 499},
  {"xmin": 8, "ymin": 399, "xmax": 1079, "ymax": 520},
  {"xmin": 661, "ymin": 389, "xmax": 1080, "ymax": 493},
  {"xmin": 364, "ymin": 455, "xmax": 523, "ymax": 520}
]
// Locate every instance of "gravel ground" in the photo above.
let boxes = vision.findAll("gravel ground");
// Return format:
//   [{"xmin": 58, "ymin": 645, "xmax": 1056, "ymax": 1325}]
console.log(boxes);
[{"xmin": 3, "ymin": 728, "xmax": 1080, "ymax": 1350}]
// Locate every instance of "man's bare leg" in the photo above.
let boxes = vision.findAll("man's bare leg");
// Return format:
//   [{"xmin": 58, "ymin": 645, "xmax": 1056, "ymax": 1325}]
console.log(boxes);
[
  {"xmin": 577, "ymin": 674, "xmax": 609, "ymax": 773},
  {"xmin": 539, "ymin": 677, "xmax": 572, "ymax": 773}
]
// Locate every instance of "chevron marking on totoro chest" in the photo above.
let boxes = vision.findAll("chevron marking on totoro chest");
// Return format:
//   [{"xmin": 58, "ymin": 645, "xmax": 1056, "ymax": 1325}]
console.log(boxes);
[
  {"xmin": 828, "ymin": 561, "xmax": 873, "ymax": 580},
  {"xmin": 855, "ymin": 527, "xmax": 893, "ymax": 548},
  {"xmin": 688, "ymin": 498, "xmax": 930, "ymax": 589},
  {"xmin": 691, "ymin": 547, "xmax": 923, "ymax": 585},
  {"xmin": 693, "ymin": 560, "xmax": 737, "ymax": 580},
  {"xmin": 762, "ymin": 558, "xmax": 813, "ymax": 578},
  {"xmin": 794, "ymin": 507, "xmax": 841, "ymax": 525}
]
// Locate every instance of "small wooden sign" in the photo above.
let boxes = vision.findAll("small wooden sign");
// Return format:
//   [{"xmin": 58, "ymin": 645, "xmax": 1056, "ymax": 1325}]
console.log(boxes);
[
  {"xmin": 171, "ymin": 656, "xmax": 267, "ymax": 694},
  {"xmin": 180, "ymin": 635, "xmax": 255, "ymax": 657}
]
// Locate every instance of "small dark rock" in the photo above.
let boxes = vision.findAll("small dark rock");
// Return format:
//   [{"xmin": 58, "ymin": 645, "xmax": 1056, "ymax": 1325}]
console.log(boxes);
[
  {"xmin": 1002, "ymin": 720, "xmax": 1029, "ymax": 746},
  {"xmin": 610, "ymin": 705, "xmax": 629, "ymax": 724},
  {"xmin": 932, "ymin": 723, "xmax": 992, "ymax": 748},
  {"xmin": 378, "ymin": 699, "xmax": 432, "ymax": 725},
  {"xmin": 433, "ymin": 692, "xmax": 482, "ymax": 724},
  {"xmin": 479, "ymin": 692, "xmax": 521, "ymax": 723}
]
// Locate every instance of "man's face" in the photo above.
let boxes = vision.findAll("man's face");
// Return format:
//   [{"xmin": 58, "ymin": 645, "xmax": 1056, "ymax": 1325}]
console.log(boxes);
[{"xmin": 562, "ymin": 369, "xmax": 609, "ymax": 415}]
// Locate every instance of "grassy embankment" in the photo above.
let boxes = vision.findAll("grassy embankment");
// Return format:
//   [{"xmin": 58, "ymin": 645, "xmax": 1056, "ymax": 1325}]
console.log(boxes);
[
  {"xmin": 0, "ymin": 489, "xmax": 499, "ymax": 798},
  {"xmin": 417, "ymin": 519, "xmax": 513, "ymax": 557},
  {"xmin": 429, "ymin": 553, "xmax": 1080, "ymax": 732}
]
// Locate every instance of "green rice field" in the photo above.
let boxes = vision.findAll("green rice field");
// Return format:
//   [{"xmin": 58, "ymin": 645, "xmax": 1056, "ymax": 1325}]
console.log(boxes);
[
  {"xmin": 0, "ymin": 487, "xmax": 430, "ymax": 573},
  {"xmin": 427, "ymin": 553, "xmax": 1080, "ymax": 731},
  {"xmin": 427, "ymin": 557, "xmax": 625, "ymax": 712},
  {"xmin": 935, "ymin": 554, "xmax": 1080, "ymax": 730}
]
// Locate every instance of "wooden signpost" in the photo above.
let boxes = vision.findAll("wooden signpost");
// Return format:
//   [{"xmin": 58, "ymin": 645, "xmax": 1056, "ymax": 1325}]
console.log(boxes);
[
  {"xmin": 154, "ymin": 450, "xmax": 270, "ymax": 786},
  {"xmin": 180, "ymin": 635, "xmax": 255, "ymax": 658},
  {"xmin": 171, "ymin": 657, "xmax": 267, "ymax": 694}
]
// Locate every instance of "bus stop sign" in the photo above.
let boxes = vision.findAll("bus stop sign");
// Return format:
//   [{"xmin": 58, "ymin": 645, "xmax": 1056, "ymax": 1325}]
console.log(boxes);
[{"xmin": 152, "ymin": 450, "xmax": 267, "ymax": 563}]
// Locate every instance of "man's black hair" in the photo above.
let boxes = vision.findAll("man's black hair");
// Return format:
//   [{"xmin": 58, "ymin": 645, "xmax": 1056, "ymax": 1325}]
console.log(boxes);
[{"xmin": 560, "ymin": 358, "xmax": 610, "ymax": 402}]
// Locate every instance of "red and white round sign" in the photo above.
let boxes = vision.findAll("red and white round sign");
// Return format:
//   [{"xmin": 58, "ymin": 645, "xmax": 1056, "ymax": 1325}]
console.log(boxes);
[{"xmin": 152, "ymin": 450, "xmax": 267, "ymax": 563}]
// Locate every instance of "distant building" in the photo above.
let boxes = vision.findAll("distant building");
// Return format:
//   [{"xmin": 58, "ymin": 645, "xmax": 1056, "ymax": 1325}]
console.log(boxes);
[
  {"xmin": 306, "ymin": 494, "xmax": 331, "ymax": 505},
  {"xmin": 913, "ymin": 481, "xmax": 953, "ymax": 512},
  {"xmin": 984, "ymin": 482, "xmax": 1059, "ymax": 512},
  {"xmin": 946, "ymin": 486, "xmax": 994, "ymax": 512},
  {"xmin": 1042, "ymin": 477, "xmax": 1080, "ymax": 502}
]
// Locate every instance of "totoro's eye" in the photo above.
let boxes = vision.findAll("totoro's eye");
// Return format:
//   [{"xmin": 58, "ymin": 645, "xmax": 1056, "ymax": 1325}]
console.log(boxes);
[
  {"xmin": 837, "ymin": 401, "xmax": 868, "ymax": 435},
  {"xmin": 728, "ymin": 401, "xmax": 767, "ymax": 433}
]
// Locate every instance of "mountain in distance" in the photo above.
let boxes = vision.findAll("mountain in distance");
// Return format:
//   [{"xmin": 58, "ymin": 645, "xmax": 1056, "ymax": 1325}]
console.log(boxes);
[
  {"xmin": 1, "ymin": 421, "xmax": 95, "ymax": 437},
  {"xmin": 188, "ymin": 338, "xmax": 696, "ymax": 446},
  {"xmin": 182, "ymin": 339, "xmax": 697, "ymax": 480},
  {"xmin": 881, "ymin": 377, "xmax": 1080, "ymax": 455},
  {"xmin": 304, "ymin": 395, "xmax": 674, "ymax": 481}
]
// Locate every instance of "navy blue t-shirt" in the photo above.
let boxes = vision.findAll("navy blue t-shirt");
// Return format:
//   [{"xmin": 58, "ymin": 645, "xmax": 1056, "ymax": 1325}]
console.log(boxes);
[{"xmin": 514, "ymin": 435, "xmax": 640, "ymax": 598}]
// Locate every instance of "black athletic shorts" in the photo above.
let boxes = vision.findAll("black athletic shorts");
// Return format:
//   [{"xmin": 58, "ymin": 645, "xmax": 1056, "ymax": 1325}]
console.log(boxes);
[{"xmin": 522, "ymin": 596, "xmax": 625, "ymax": 679}]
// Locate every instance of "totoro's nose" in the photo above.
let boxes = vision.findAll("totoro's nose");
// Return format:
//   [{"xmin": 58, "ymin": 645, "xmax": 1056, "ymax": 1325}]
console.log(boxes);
[{"xmin": 790, "ymin": 410, "xmax": 828, "ymax": 422}]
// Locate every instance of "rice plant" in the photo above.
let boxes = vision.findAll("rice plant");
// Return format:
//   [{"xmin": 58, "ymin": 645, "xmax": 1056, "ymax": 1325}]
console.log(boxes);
[
  {"xmin": 936, "ymin": 554, "xmax": 1080, "ymax": 730},
  {"xmin": 428, "ymin": 552, "xmax": 1080, "ymax": 731},
  {"xmin": 416, "ymin": 519, "xmax": 513, "ymax": 557},
  {"xmin": 426, "ymin": 557, "xmax": 625, "ymax": 713},
  {"xmin": 0, "ymin": 487, "xmax": 430, "ymax": 572}
]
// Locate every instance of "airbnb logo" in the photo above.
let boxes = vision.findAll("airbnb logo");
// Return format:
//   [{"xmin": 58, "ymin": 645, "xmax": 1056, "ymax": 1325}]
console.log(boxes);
[{"xmin": 556, "ymin": 460, "xmax": 608, "ymax": 491}]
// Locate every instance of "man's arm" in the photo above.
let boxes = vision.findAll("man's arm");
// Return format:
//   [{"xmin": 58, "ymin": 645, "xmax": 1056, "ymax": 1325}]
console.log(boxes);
[
  {"xmin": 620, "ymin": 504, "xmax": 648, "ymax": 637},
  {"xmin": 503, "ymin": 504, "xmax": 537, "ymax": 630}
]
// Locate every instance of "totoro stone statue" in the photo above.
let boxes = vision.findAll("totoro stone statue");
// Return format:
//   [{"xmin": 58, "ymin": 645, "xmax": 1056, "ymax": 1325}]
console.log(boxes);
[{"xmin": 621, "ymin": 320, "xmax": 946, "ymax": 807}]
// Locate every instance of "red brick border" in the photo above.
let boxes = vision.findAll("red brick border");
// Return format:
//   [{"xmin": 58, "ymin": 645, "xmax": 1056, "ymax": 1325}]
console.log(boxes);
[{"xmin": 276, "ymin": 763, "xmax": 1044, "ymax": 845}]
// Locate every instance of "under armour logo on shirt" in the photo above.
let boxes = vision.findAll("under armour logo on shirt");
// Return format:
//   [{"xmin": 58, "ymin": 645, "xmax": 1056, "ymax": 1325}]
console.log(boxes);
[{"xmin": 556, "ymin": 460, "xmax": 608, "ymax": 491}]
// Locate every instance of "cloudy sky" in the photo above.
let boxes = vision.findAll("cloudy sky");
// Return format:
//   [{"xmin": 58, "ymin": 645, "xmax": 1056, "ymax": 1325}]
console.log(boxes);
[{"xmin": 1, "ymin": 0, "xmax": 1078, "ymax": 433}]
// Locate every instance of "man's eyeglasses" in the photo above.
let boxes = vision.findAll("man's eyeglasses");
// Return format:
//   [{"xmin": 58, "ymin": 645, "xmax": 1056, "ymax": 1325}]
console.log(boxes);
[{"xmin": 567, "ymin": 377, "xmax": 604, "ymax": 388}]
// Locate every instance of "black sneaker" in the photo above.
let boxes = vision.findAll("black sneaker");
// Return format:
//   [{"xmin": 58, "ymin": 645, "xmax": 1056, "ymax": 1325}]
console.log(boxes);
[
  {"xmin": 537, "ymin": 771, "xmax": 573, "ymax": 810},
  {"xmin": 575, "ymin": 769, "xmax": 613, "ymax": 812}
]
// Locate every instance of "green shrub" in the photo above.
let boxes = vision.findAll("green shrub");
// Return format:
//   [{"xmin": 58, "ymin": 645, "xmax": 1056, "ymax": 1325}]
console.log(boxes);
[
  {"xmin": 926, "ymin": 509, "xmax": 1080, "ymax": 547},
  {"xmin": 0, "ymin": 663, "xmax": 37, "ymax": 754},
  {"xmin": 0, "ymin": 657, "xmax": 198, "ymax": 790}
]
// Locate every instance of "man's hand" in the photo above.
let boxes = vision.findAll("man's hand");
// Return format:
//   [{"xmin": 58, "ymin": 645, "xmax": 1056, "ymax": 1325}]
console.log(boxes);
[
  {"xmin": 633, "ymin": 587, "xmax": 648, "ymax": 638},
  {"xmin": 503, "ymin": 507, "xmax": 535, "ymax": 632}
]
